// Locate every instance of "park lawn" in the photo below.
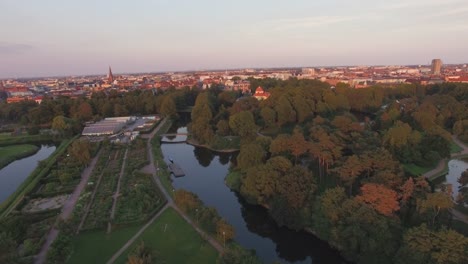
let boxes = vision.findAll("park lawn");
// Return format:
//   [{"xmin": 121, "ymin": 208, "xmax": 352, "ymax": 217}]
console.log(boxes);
[
  {"xmin": 450, "ymin": 142, "xmax": 463, "ymax": 154},
  {"xmin": 0, "ymin": 144, "xmax": 39, "ymax": 168},
  {"xmin": 403, "ymin": 163, "xmax": 434, "ymax": 176},
  {"xmin": 115, "ymin": 208, "xmax": 219, "ymax": 264},
  {"xmin": 67, "ymin": 225, "xmax": 141, "ymax": 264}
]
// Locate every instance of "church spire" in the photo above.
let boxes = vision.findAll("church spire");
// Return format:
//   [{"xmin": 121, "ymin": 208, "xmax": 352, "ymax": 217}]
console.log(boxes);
[{"xmin": 107, "ymin": 66, "xmax": 114, "ymax": 83}]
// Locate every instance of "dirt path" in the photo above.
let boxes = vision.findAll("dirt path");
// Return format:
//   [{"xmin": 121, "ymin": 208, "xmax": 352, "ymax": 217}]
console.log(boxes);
[
  {"xmin": 107, "ymin": 118, "xmax": 223, "ymax": 263},
  {"xmin": 34, "ymin": 149, "xmax": 102, "ymax": 264},
  {"xmin": 76, "ymin": 157, "xmax": 109, "ymax": 233},
  {"xmin": 108, "ymin": 148, "xmax": 129, "ymax": 233}
]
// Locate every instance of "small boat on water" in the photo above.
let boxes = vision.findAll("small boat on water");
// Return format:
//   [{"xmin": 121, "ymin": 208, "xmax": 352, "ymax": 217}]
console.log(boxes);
[{"xmin": 169, "ymin": 158, "xmax": 174, "ymax": 163}]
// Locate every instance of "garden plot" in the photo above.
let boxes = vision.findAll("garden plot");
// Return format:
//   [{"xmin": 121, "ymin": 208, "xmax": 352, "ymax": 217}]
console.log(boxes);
[{"xmin": 22, "ymin": 194, "xmax": 69, "ymax": 213}]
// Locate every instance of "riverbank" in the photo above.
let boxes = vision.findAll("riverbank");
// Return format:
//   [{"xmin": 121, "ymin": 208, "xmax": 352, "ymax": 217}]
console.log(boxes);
[
  {"xmin": 0, "ymin": 136, "xmax": 76, "ymax": 218},
  {"xmin": 0, "ymin": 144, "xmax": 40, "ymax": 169},
  {"xmin": 425, "ymin": 135, "xmax": 468, "ymax": 181},
  {"xmin": 186, "ymin": 138, "xmax": 239, "ymax": 153}
]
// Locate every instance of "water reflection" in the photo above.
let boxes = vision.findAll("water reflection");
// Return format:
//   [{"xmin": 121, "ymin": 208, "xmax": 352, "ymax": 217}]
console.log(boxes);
[
  {"xmin": 193, "ymin": 147, "xmax": 215, "ymax": 167},
  {"xmin": 0, "ymin": 145, "xmax": 56, "ymax": 203},
  {"xmin": 161, "ymin": 138, "xmax": 346, "ymax": 264}
]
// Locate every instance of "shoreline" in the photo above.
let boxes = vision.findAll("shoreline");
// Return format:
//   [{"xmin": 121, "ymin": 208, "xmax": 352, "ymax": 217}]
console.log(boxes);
[
  {"xmin": 185, "ymin": 138, "xmax": 239, "ymax": 153},
  {"xmin": 0, "ymin": 144, "xmax": 40, "ymax": 170}
]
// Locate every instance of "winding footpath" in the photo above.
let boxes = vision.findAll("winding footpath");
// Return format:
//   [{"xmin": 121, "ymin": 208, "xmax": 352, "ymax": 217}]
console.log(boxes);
[
  {"xmin": 106, "ymin": 118, "xmax": 223, "ymax": 264},
  {"xmin": 35, "ymin": 149, "xmax": 103, "ymax": 264},
  {"xmin": 422, "ymin": 135, "xmax": 468, "ymax": 225},
  {"xmin": 423, "ymin": 135, "xmax": 468, "ymax": 179}
]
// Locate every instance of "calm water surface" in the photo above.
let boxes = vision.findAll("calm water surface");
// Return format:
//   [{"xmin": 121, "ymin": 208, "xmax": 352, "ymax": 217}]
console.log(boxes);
[
  {"xmin": 161, "ymin": 126, "xmax": 346, "ymax": 264},
  {"xmin": 441, "ymin": 159, "xmax": 468, "ymax": 200},
  {"xmin": 0, "ymin": 145, "xmax": 56, "ymax": 203}
]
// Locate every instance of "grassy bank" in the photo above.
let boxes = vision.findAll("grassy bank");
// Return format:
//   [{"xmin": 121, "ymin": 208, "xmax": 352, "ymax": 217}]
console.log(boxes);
[
  {"xmin": 0, "ymin": 134, "xmax": 59, "ymax": 147},
  {"xmin": 0, "ymin": 136, "xmax": 77, "ymax": 218},
  {"xmin": 0, "ymin": 144, "xmax": 40, "ymax": 169},
  {"xmin": 403, "ymin": 163, "xmax": 434, "ymax": 176},
  {"xmin": 114, "ymin": 208, "xmax": 218, "ymax": 264},
  {"xmin": 150, "ymin": 118, "xmax": 174, "ymax": 197}
]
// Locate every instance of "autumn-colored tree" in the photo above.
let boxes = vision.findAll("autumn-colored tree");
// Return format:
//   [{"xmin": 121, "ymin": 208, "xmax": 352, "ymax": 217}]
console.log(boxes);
[
  {"xmin": 395, "ymin": 224, "xmax": 468, "ymax": 264},
  {"xmin": 216, "ymin": 219, "xmax": 235, "ymax": 245},
  {"xmin": 336, "ymin": 155, "xmax": 363, "ymax": 194},
  {"xmin": 288, "ymin": 127, "xmax": 309, "ymax": 164},
  {"xmin": 356, "ymin": 183, "xmax": 400, "ymax": 216},
  {"xmin": 417, "ymin": 192, "xmax": 453, "ymax": 227},
  {"xmin": 174, "ymin": 190, "xmax": 202, "ymax": 212}
]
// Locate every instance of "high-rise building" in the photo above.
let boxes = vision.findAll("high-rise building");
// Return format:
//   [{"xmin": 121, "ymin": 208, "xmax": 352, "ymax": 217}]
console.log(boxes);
[
  {"xmin": 431, "ymin": 59, "xmax": 442, "ymax": 75},
  {"xmin": 107, "ymin": 66, "xmax": 114, "ymax": 83}
]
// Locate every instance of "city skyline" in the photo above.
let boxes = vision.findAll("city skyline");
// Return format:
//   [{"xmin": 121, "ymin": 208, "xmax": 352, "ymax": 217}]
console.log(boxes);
[{"xmin": 1, "ymin": 0, "xmax": 468, "ymax": 78}]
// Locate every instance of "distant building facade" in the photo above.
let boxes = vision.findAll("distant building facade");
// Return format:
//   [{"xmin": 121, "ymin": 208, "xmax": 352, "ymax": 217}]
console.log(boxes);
[{"xmin": 431, "ymin": 59, "xmax": 442, "ymax": 75}]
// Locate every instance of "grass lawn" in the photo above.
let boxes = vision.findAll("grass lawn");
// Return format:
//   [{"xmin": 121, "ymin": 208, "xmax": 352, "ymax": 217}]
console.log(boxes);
[
  {"xmin": 451, "ymin": 142, "xmax": 463, "ymax": 154},
  {"xmin": 67, "ymin": 225, "xmax": 142, "ymax": 264},
  {"xmin": 403, "ymin": 163, "xmax": 434, "ymax": 176},
  {"xmin": 0, "ymin": 144, "xmax": 39, "ymax": 168},
  {"xmin": 115, "ymin": 208, "xmax": 219, "ymax": 264}
]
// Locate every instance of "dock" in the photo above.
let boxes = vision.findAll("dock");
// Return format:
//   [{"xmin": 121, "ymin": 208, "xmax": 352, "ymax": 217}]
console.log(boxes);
[{"xmin": 168, "ymin": 163, "xmax": 185, "ymax": 177}]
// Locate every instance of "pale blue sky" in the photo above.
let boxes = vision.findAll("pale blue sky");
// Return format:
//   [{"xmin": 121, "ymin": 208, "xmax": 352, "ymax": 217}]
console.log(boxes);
[{"xmin": 1, "ymin": 0, "xmax": 468, "ymax": 78}]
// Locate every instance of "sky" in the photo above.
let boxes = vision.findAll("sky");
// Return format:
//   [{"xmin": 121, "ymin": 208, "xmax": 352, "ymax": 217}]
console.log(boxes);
[{"xmin": 1, "ymin": 0, "xmax": 468, "ymax": 78}]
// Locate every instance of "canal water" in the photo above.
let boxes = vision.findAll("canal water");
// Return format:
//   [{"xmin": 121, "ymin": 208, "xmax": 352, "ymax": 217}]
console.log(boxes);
[
  {"xmin": 161, "ymin": 125, "xmax": 346, "ymax": 264},
  {"xmin": 0, "ymin": 145, "xmax": 56, "ymax": 203},
  {"xmin": 440, "ymin": 159, "xmax": 468, "ymax": 201}
]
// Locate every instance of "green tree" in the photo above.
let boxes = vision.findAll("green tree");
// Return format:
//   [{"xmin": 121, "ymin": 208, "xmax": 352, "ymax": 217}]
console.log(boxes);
[
  {"xmin": 237, "ymin": 143, "xmax": 265, "ymax": 172},
  {"xmin": 229, "ymin": 111, "xmax": 257, "ymax": 139},
  {"xmin": 160, "ymin": 96, "xmax": 177, "ymax": 118}
]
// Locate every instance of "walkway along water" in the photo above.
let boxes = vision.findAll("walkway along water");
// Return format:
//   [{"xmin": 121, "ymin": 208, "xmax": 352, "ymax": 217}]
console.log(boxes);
[
  {"xmin": 106, "ymin": 118, "xmax": 223, "ymax": 264},
  {"xmin": 423, "ymin": 135, "xmax": 468, "ymax": 225}
]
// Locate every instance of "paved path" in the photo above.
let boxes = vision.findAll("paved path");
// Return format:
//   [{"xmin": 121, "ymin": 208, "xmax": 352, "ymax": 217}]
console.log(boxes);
[
  {"xmin": 108, "ymin": 148, "xmax": 129, "ymax": 233},
  {"xmin": 105, "ymin": 203, "xmax": 170, "ymax": 264},
  {"xmin": 422, "ymin": 135, "xmax": 468, "ymax": 225},
  {"xmin": 35, "ymin": 149, "xmax": 103, "ymax": 264},
  {"xmin": 423, "ymin": 135, "xmax": 468, "ymax": 179},
  {"xmin": 107, "ymin": 118, "xmax": 223, "ymax": 263}
]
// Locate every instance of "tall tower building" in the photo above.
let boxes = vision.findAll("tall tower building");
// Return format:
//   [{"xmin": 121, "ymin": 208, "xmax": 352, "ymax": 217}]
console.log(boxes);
[
  {"xmin": 431, "ymin": 59, "xmax": 442, "ymax": 75},
  {"xmin": 107, "ymin": 66, "xmax": 114, "ymax": 83}
]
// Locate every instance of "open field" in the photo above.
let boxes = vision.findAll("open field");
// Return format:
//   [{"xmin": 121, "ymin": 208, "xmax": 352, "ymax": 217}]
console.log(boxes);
[
  {"xmin": 0, "ymin": 144, "xmax": 39, "ymax": 169},
  {"xmin": 67, "ymin": 225, "xmax": 142, "ymax": 264},
  {"xmin": 114, "ymin": 207, "xmax": 219, "ymax": 264}
]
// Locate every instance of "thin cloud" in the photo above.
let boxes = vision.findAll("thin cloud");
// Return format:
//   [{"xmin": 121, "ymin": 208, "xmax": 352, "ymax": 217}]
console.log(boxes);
[
  {"xmin": 378, "ymin": 0, "xmax": 464, "ymax": 11},
  {"xmin": 0, "ymin": 42, "xmax": 34, "ymax": 54}
]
